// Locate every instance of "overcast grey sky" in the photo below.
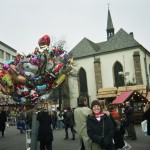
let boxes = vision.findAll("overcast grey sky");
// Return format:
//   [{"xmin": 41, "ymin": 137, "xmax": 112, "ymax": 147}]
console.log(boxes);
[{"xmin": 0, "ymin": 0, "xmax": 150, "ymax": 55}]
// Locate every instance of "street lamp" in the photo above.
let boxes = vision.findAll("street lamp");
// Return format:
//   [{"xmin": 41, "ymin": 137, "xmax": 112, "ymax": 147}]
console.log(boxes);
[
  {"xmin": 118, "ymin": 71, "xmax": 129, "ymax": 76},
  {"xmin": 118, "ymin": 71, "xmax": 130, "ymax": 90}
]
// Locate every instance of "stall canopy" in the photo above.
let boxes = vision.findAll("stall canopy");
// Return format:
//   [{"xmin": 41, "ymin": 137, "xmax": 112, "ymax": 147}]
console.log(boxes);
[
  {"xmin": 97, "ymin": 85, "xmax": 147, "ymax": 99},
  {"xmin": 112, "ymin": 91, "xmax": 133, "ymax": 104}
]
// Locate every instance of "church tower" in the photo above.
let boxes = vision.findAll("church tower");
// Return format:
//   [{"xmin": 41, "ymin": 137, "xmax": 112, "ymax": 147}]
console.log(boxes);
[{"xmin": 106, "ymin": 8, "xmax": 115, "ymax": 39}]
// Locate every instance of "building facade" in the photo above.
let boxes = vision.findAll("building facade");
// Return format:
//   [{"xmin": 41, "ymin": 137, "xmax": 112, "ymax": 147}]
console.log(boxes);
[
  {"xmin": 0, "ymin": 41, "xmax": 17, "ymax": 68},
  {"xmin": 0, "ymin": 41, "xmax": 17, "ymax": 103},
  {"xmin": 68, "ymin": 8, "xmax": 150, "ymax": 108}
]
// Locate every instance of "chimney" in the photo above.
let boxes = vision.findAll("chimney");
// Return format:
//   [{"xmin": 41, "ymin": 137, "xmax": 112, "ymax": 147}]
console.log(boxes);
[{"xmin": 130, "ymin": 32, "xmax": 134, "ymax": 38}]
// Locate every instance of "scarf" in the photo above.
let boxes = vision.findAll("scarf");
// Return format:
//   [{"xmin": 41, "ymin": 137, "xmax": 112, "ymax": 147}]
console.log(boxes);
[{"xmin": 95, "ymin": 112, "xmax": 105, "ymax": 121}]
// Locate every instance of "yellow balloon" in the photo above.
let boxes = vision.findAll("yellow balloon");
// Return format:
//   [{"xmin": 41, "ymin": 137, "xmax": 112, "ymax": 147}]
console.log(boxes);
[{"xmin": 53, "ymin": 74, "xmax": 66, "ymax": 88}]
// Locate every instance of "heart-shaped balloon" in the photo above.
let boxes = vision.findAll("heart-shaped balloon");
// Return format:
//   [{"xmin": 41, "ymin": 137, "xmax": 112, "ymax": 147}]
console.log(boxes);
[{"xmin": 38, "ymin": 35, "xmax": 50, "ymax": 46}]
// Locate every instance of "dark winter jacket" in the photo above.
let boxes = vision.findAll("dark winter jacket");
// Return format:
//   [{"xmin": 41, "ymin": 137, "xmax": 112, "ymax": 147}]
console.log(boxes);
[
  {"xmin": 37, "ymin": 112, "xmax": 53, "ymax": 142},
  {"xmin": 124, "ymin": 106, "xmax": 135, "ymax": 123},
  {"xmin": 87, "ymin": 113, "xmax": 114, "ymax": 149},
  {"xmin": 0, "ymin": 110, "xmax": 7, "ymax": 131},
  {"xmin": 63, "ymin": 110, "xmax": 75, "ymax": 127}
]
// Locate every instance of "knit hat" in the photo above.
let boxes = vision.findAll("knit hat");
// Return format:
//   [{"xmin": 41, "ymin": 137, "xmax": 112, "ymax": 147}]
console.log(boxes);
[{"xmin": 91, "ymin": 100, "xmax": 101, "ymax": 109}]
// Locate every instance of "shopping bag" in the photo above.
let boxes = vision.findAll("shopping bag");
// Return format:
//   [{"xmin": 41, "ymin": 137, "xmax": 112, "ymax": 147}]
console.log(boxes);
[
  {"xmin": 6, "ymin": 122, "xmax": 10, "ymax": 128},
  {"xmin": 141, "ymin": 120, "xmax": 147, "ymax": 133}
]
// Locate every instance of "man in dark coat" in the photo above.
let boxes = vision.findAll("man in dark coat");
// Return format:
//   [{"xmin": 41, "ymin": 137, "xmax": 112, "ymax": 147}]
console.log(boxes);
[
  {"xmin": 63, "ymin": 107, "xmax": 75, "ymax": 140},
  {"xmin": 37, "ymin": 108, "xmax": 53, "ymax": 150},
  {"xmin": 124, "ymin": 101, "xmax": 137, "ymax": 140},
  {"xmin": 0, "ymin": 108, "xmax": 7, "ymax": 137}
]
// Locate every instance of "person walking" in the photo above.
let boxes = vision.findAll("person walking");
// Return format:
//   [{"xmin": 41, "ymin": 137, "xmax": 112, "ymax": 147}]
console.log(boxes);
[
  {"xmin": 87, "ymin": 100, "xmax": 115, "ymax": 150},
  {"xmin": 109, "ymin": 106, "xmax": 120, "ymax": 121},
  {"xmin": 56, "ymin": 107, "xmax": 64, "ymax": 129},
  {"xmin": 74, "ymin": 96, "xmax": 92, "ymax": 150},
  {"xmin": 141, "ymin": 103, "xmax": 150, "ymax": 135},
  {"xmin": 49, "ymin": 110, "xmax": 57, "ymax": 130},
  {"xmin": 25, "ymin": 108, "xmax": 35, "ymax": 130},
  {"xmin": 124, "ymin": 101, "xmax": 137, "ymax": 140},
  {"xmin": 37, "ymin": 108, "xmax": 53, "ymax": 150},
  {"xmin": 0, "ymin": 108, "xmax": 7, "ymax": 137},
  {"xmin": 16, "ymin": 109, "xmax": 26, "ymax": 133},
  {"xmin": 63, "ymin": 107, "xmax": 76, "ymax": 140}
]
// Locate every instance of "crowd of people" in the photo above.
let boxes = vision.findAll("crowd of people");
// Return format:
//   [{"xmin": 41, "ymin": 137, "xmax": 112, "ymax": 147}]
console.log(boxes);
[
  {"xmin": 0, "ymin": 96, "xmax": 150, "ymax": 150},
  {"xmin": 73, "ymin": 96, "xmax": 150, "ymax": 150}
]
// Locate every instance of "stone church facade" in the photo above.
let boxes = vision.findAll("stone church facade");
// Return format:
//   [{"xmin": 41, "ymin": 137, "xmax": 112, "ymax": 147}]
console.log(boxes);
[{"xmin": 68, "ymin": 8, "xmax": 150, "ymax": 108}]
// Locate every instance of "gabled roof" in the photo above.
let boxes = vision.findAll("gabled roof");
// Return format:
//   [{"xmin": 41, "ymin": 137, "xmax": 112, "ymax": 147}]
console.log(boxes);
[
  {"xmin": 97, "ymin": 28, "xmax": 140, "ymax": 53},
  {"xmin": 69, "ymin": 28, "xmax": 141, "ymax": 59},
  {"xmin": 112, "ymin": 91, "xmax": 133, "ymax": 104},
  {"xmin": 69, "ymin": 37, "xmax": 100, "ymax": 58},
  {"xmin": 112, "ymin": 90, "xmax": 148, "ymax": 105}
]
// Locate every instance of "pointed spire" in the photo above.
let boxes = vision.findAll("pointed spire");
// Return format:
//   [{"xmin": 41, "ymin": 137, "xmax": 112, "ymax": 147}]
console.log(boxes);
[{"xmin": 106, "ymin": 7, "xmax": 115, "ymax": 39}]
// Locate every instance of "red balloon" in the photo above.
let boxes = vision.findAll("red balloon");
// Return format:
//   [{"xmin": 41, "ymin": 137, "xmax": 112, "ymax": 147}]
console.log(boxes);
[{"xmin": 38, "ymin": 35, "xmax": 50, "ymax": 46}]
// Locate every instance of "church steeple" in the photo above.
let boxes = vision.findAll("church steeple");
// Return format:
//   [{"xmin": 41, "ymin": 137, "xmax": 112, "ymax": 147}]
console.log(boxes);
[{"xmin": 107, "ymin": 8, "xmax": 115, "ymax": 39}]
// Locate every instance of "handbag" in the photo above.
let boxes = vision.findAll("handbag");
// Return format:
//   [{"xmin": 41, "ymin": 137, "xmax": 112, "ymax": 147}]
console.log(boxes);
[
  {"xmin": 141, "ymin": 120, "xmax": 147, "ymax": 133},
  {"xmin": 100, "ymin": 120, "xmax": 113, "ymax": 149}
]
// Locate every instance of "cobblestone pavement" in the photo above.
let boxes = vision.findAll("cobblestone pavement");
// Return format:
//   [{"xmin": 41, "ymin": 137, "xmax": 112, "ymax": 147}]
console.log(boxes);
[{"xmin": 0, "ymin": 124, "xmax": 150, "ymax": 150}]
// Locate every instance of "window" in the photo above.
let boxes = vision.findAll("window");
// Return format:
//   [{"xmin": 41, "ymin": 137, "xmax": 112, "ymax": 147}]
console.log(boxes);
[
  {"xmin": 12, "ymin": 56, "xmax": 16, "ymax": 60},
  {"xmin": 6, "ymin": 53, "xmax": 10, "ymax": 61},
  {"xmin": 0, "ymin": 49, "xmax": 4, "ymax": 59},
  {"xmin": 114, "ymin": 61, "xmax": 124, "ymax": 87},
  {"xmin": 78, "ymin": 67, "xmax": 88, "ymax": 95}
]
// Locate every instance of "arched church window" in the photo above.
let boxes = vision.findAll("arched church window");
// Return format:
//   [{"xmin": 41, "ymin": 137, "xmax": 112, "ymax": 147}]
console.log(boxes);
[
  {"xmin": 114, "ymin": 61, "xmax": 125, "ymax": 87},
  {"xmin": 78, "ymin": 67, "xmax": 88, "ymax": 95}
]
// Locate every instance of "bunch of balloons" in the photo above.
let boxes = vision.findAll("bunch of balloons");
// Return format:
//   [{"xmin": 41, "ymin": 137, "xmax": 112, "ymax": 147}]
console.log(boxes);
[{"xmin": 0, "ymin": 35, "xmax": 74, "ymax": 105}]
